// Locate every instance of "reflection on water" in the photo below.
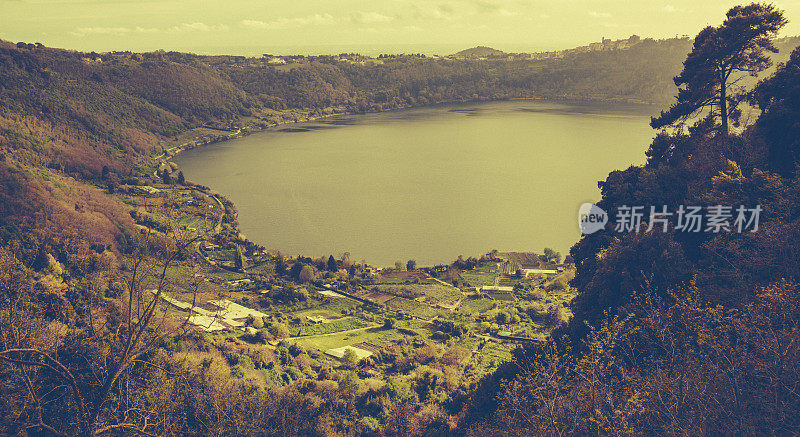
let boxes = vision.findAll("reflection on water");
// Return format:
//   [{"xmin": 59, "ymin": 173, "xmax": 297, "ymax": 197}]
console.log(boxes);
[{"xmin": 175, "ymin": 100, "xmax": 657, "ymax": 266}]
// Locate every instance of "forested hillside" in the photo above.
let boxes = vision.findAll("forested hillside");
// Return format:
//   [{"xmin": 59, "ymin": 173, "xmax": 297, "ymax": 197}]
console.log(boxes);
[{"xmin": 464, "ymin": 5, "xmax": 800, "ymax": 435}]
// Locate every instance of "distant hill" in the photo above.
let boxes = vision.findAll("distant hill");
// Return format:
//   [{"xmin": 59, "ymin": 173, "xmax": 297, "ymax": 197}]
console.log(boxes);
[{"xmin": 451, "ymin": 46, "xmax": 506, "ymax": 59}]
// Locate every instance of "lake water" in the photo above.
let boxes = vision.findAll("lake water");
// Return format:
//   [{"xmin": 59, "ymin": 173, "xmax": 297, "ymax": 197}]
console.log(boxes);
[{"xmin": 175, "ymin": 100, "xmax": 657, "ymax": 266}]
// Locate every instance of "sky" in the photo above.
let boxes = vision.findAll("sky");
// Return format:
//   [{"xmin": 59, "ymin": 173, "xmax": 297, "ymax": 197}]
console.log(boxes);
[{"xmin": 2, "ymin": 0, "xmax": 800, "ymax": 56}]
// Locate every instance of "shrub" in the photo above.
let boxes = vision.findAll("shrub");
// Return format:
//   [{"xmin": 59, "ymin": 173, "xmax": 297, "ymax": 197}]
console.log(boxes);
[{"xmin": 230, "ymin": 365, "xmax": 245, "ymax": 379}]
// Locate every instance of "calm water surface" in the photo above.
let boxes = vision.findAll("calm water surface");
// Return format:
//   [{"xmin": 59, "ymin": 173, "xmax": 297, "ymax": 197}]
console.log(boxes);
[{"xmin": 175, "ymin": 100, "xmax": 656, "ymax": 266}]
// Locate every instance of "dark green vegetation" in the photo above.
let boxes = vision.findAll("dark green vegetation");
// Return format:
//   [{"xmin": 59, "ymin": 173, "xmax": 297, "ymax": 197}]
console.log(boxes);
[
  {"xmin": 651, "ymin": 3, "xmax": 787, "ymax": 134},
  {"xmin": 467, "ymin": 5, "xmax": 800, "ymax": 436},
  {"xmin": 1, "ymin": 4, "xmax": 800, "ymax": 435}
]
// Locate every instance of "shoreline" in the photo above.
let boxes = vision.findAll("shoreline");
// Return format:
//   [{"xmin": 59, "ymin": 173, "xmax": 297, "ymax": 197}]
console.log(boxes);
[
  {"xmin": 157, "ymin": 95, "xmax": 660, "ymax": 165},
  {"xmin": 162, "ymin": 96, "xmax": 654, "ymax": 267}
]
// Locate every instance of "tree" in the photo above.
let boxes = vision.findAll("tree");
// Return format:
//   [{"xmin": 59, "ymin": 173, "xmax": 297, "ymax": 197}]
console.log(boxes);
[
  {"xmin": 383, "ymin": 317, "xmax": 396, "ymax": 329},
  {"xmin": 651, "ymin": 3, "xmax": 786, "ymax": 135},
  {"xmin": 406, "ymin": 259, "xmax": 416, "ymax": 271},
  {"xmin": 750, "ymin": 46, "xmax": 800, "ymax": 176},
  {"xmin": 176, "ymin": 171, "xmax": 186, "ymax": 185},
  {"xmin": 543, "ymin": 248, "xmax": 561, "ymax": 264},
  {"xmin": 161, "ymin": 168, "xmax": 171, "ymax": 184},
  {"xmin": 299, "ymin": 265, "xmax": 315, "ymax": 283},
  {"xmin": 341, "ymin": 348, "xmax": 358, "ymax": 368},
  {"xmin": 395, "ymin": 260, "xmax": 404, "ymax": 271},
  {"xmin": 268, "ymin": 322, "xmax": 291, "ymax": 338},
  {"xmin": 234, "ymin": 244, "xmax": 245, "ymax": 271},
  {"xmin": 0, "ymin": 230, "xmax": 201, "ymax": 436},
  {"xmin": 274, "ymin": 254, "xmax": 286, "ymax": 276},
  {"xmin": 327, "ymin": 255, "xmax": 337, "ymax": 272},
  {"xmin": 289, "ymin": 262, "xmax": 303, "ymax": 279}
]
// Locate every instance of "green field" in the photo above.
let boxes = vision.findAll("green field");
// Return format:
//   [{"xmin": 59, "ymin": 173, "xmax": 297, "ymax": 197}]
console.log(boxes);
[
  {"xmin": 375, "ymin": 277, "xmax": 437, "ymax": 285},
  {"xmin": 459, "ymin": 298, "xmax": 496, "ymax": 314},
  {"xmin": 138, "ymin": 263, "xmax": 227, "ymax": 297},
  {"xmin": 460, "ymin": 264, "xmax": 498, "ymax": 287},
  {"xmin": 290, "ymin": 326, "xmax": 400, "ymax": 350},
  {"xmin": 297, "ymin": 317, "xmax": 371, "ymax": 336},
  {"xmin": 205, "ymin": 249, "xmax": 237, "ymax": 262},
  {"xmin": 178, "ymin": 214, "xmax": 212, "ymax": 232},
  {"xmin": 374, "ymin": 283, "xmax": 461, "ymax": 305},
  {"xmin": 386, "ymin": 297, "xmax": 437, "ymax": 319}
]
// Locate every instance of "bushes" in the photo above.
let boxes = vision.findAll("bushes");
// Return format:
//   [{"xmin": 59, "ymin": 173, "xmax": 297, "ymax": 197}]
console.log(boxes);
[
  {"xmin": 267, "ymin": 322, "xmax": 291, "ymax": 339},
  {"xmin": 543, "ymin": 305, "xmax": 566, "ymax": 326},
  {"xmin": 481, "ymin": 284, "xmax": 800, "ymax": 435}
]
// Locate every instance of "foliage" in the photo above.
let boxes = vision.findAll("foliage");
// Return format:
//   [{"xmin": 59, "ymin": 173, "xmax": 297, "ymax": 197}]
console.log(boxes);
[
  {"xmin": 651, "ymin": 4, "xmax": 786, "ymax": 134},
  {"xmin": 476, "ymin": 284, "xmax": 800, "ymax": 435}
]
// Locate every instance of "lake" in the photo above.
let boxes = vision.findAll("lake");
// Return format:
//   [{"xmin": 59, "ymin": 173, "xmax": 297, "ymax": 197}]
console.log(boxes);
[{"xmin": 175, "ymin": 100, "xmax": 657, "ymax": 266}]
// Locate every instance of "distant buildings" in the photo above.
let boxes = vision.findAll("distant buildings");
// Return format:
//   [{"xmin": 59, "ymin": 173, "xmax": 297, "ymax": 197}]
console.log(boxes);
[{"xmin": 530, "ymin": 35, "xmax": 643, "ymax": 60}]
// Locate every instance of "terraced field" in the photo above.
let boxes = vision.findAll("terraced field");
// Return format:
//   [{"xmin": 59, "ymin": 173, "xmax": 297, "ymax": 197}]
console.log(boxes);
[
  {"xmin": 459, "ymin": 298, "xmax": 496, "ymax": 314},
  {"xmin": 297, "ymin": 317, "xmax": 371, "ymax": 336},
  {"xmin": 385, "ymin": 297, "xmax": 437, "ymax": 319},
  {"xmin": 373, "ymin": 283, "xmax": 462, "ymax": 305},
  {"xmin": 460, "ymin": 264, "xmax": 497, "ymax": 287}
]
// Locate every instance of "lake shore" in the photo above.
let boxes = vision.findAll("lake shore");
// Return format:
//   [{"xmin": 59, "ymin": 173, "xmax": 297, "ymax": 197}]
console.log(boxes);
[
  {"xmin": 173, "ymin": 99, "xmax": 655, "ymax": 266},
  {"xmin": 157, "ymin": 96, "xmax": 659, "ymax": 167}
]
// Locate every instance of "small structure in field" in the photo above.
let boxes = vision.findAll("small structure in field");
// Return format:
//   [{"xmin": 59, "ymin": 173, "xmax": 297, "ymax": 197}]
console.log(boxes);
[
  {"xmin": 306, "ymin": 315, "xmax": 327, "ymax": 324},
  {"xmin": 480, "ymin": 286, "xmax": 514, "ymax": 293},
  {"xmin": 207, "ymin": 299, "xmax": 268, "ymax": 321},
  {"xmin": 325, "ymin": 345, "xmax": 374, "ymax": 361},
  {"xmin": 118, "ymin": 185, "xmax": 164, "ymax": 197},
  {"xmin": 187, "ymin": 314, "xmax": 228, "ymax": 332},
  {"xmin": 519, "ymin": 268, "xmax": 558, "ymax": 277},
  {"xmin": 480, "ymin": 286, "xmax": 516, "ymax": 301}
]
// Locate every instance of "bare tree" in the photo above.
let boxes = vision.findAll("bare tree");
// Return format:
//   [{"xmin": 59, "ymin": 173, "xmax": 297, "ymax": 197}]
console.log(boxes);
[{"xmin": 1, "ymin": 224, "xmax": 201, "ymax": 436}]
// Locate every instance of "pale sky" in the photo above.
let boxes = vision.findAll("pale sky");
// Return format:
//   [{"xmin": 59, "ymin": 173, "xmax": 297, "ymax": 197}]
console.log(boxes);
[{"xmin": 2, "ymin": 0, "xmax": 799, "ymax": 55}]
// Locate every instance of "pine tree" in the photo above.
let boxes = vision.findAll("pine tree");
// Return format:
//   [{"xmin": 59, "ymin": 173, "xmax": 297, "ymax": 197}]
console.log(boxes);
[{"xmin": 651, "ymin": 3, "xmax": 786, "ymax": 135}]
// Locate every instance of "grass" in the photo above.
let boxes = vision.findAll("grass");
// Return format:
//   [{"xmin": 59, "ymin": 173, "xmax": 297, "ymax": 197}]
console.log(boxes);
[
  {"xmin": 248, "ymin": 261, "xmax": 275, "ymax": 275},
  {"xmin": 459, "ymin": 298, "xmax": 496, "ymax": 314},
  {"xmin": 178, "ymin": 214, "xmax": 213, "ymax": 232},
  {"xmin": 460, "ymin": 264, "xmax": 498, "ymax": 287},
  {"xmin": 386, "ymin": 297, "xmax": 436, "ymax": 319},
  {"xmin": 296, "ymin": 317, "xmax": 370, "ymax": 336},
  {"xmin": 294, "ymin": 308, "xmax": 345, "ymax": 320},
  {"xmin": 472, "ymin": 342, "xmax": 514, "ymax": 373},
  {"xmin": 374, "ymin": 283, "xmax": 461, "ymax": 305},
  {"xmin": 206, "ymin": 249, "xmax": 237, "ymax": 262},
  {"xmin": 375, "ymin": 276, "xmax": 437, "ymax": 285},
  {"xmin": 498, "ymin": 276, "xmax": 525, "ymax": 287},
  {"xmin": 290, "ymin": 326, "xmax": 404, "ymax": 351},
  {"xmin": 137, "ymin": 263, "xmax": 226, "ymax": 298}
]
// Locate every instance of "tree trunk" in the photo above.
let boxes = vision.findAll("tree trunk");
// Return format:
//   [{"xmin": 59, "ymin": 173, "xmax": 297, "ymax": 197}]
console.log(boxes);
[{"xmin": 719, "ymin": 69, "xmax": 729, "ymax": 135}]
